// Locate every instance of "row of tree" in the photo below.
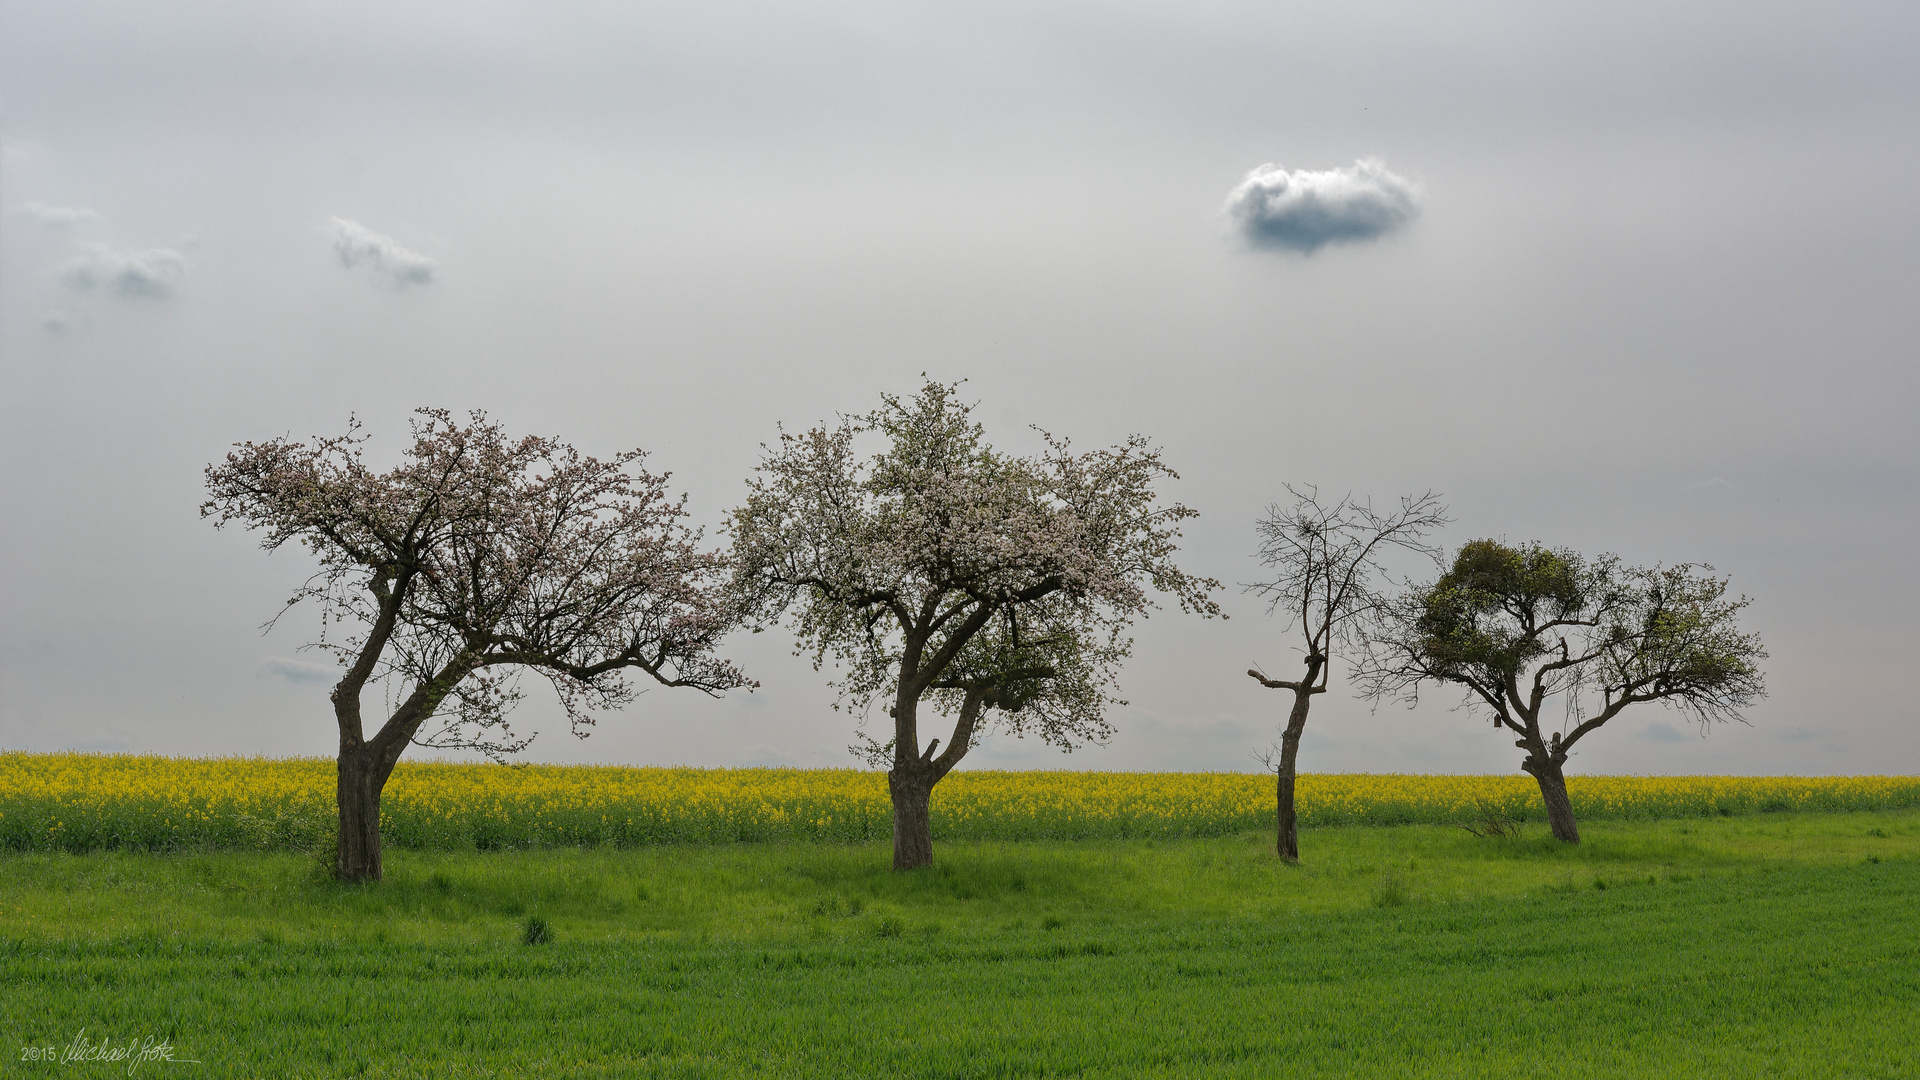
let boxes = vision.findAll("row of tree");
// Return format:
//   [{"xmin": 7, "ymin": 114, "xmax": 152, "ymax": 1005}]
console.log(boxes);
[
  {"xmin": 1241, "ymin": 491, "xmax": 1764, "ymax": 859},
  {"xmin": 203, "ymin": 381, "xmax": 1765, "ymax": 882}
]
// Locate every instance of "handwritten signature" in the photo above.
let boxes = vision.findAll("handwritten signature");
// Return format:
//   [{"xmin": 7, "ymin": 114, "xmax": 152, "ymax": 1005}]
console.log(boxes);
[{"xmin": 19, "ymin": 1031, "xmax": 200, "ymax": 1074}]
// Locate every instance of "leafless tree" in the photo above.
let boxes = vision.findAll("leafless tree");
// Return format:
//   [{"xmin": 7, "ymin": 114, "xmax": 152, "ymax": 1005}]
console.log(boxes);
[
  {"xmin": 203, "ymin": 410, "xmax": 748, "ymax": 882},
  {"xmin": 1245, "ymin": 487, "xmax": 1448, "ymax": 861},
  {"xmin": 730, "ymin": 381, "xmax": 1221, "ymax": 869},
  {"xmin": 1357, "ymin": 540, "xmax": 1766, "ymax": 842}
]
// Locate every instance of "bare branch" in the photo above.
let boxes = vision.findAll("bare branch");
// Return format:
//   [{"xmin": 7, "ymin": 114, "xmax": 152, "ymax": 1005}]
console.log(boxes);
[{"xmin": 1241, "ymin": 485, "xmax": 1449, "ymax": 861}]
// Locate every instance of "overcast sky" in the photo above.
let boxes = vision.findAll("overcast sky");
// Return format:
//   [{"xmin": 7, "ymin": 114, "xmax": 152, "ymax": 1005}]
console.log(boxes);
[{"xmin": 3, "ymin": 0, "xmax": 1916, "ymax": 776}]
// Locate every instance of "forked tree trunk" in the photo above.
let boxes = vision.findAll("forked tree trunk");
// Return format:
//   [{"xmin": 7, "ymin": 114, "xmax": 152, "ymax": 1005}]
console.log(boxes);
[
  {"xmin": 888, "ymin": 766, "xmax": 936, "ymax": 870},
  {"xmin": 1523, "ymin": 756, "xmax": 1581, "ymax": 843},
  {"xmin": 337, "ymin": 739, "xmax": 411, "ymax": 882},
  {"xmin": 1273, "ymin": 687, "xmax": 1314, "ymax": 862},
  {"xmin": 333, "ymin": 659, "xmax": 456, "ymax": 882},
  {"xmin": 886, "ymin": 683, "xmax": 991, "ymax": 871}
]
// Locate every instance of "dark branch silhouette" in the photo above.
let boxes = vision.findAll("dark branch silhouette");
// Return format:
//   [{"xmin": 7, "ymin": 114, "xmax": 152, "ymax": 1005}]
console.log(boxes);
[{"xmin": 1244, "ymin": 486, "xmax": 1448, "ymax": 861}]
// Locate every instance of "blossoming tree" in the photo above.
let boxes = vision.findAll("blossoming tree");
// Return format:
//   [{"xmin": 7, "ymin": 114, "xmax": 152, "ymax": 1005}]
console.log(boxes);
[
  {"xmin": 730, "ymin": 381, "xmax": 1220, "ymax": 869},
  {"xmin": 1357, "ymin": 540, "xmax": 1767, "ymax": 842},
  {"xmin": 203, "ymin": 410, "xmax": 748, "ymax": 882},
  {"xmin": 1244, "ymin": 486, "xmax": 1448, "ymax": 861}
]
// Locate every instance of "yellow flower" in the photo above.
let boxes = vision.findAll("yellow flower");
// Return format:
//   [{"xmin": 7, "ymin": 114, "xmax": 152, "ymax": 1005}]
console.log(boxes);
[{"xmin": 2, "ymin": 751, "xmax": 1916, "ymax": 851}]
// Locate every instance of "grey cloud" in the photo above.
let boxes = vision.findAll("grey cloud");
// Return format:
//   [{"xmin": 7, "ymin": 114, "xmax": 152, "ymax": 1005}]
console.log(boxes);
[
  {"xmin": 18, "ymin": 201, "xmax": 106, "ymax": 229},
  {"xmin": 261, "ymin": 656, "xmax": 337, "ymax": 684},
  {"xmin": 739, "ymin": 743, "xmax": 799, "ymax": 767},
  {"xmin": 1637, "ymin": 720, "xmax": 1692, "ymax": 743},
  {"xmin": 1225, "ymin": 158, "xmax": 1421, "ymax": 253},
  {"xmin": 330, "ymin": 217, "xmax": 436, "ymax": 287},
  {"xmin": 59, "ymin": 244, "xmax": 189, "ymax": 297},
  {"xmin": 42, "ymin": 310, "xmax": 74, "ymax": 332},
  {"xmin": 1773, "ymin": 724, "xmax": 1845, "ymax": 754}
]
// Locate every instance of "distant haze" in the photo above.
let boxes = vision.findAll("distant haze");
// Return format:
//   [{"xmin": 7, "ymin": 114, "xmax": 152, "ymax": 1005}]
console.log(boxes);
[{"xmin": 2, "ymin": 0, "xmax": 1916, "ymax": 776}]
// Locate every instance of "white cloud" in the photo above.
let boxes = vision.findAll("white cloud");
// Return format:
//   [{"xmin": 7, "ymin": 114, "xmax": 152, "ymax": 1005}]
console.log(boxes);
[
  {"xmin": 1225, "ymin": 158, "xmax": 1422, "ymax": 253},
  {"xmin": 17, "ymin": 202, "xmax": 107, "ymax": 229},
  {"xmin": 330, "ymin": 217, "xmax": 437, "ymax": 287},
  {"xmin": 59, "ymin": 244, "xmax": 190, "ymax": 297},
  {"xmin": 262, "ymin": 656, "xmax": 338, "ymax": 684}
]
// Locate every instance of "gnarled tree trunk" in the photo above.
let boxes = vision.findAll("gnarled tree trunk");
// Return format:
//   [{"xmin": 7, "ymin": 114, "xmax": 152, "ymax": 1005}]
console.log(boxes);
[
  {"xmin": 885, "ymin": 685, "xmax": 989, "ymax": 871},
  {"xmin": 333, "ymin": 659, "xmax": 464, "ymax": 882},
  {"xmin": 888, "ymin": 764, "xmax": 936, "ymax": 870},
  {"xmin": 336, "ymin": 739, "xmax": 409, "ymax": 882},
  {"xmin": 1522, "ymin": 754, "xmax": 1580, "ymax": 843},
  {"xmin": 336, "ymin": 747, "xmax": 385, "ymax": 882}
]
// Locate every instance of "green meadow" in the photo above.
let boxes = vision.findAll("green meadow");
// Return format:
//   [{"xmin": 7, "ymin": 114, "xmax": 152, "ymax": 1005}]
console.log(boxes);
[{"xmin": 3, "ymin": 810, "xmax": 1917, "ymax": 1078}]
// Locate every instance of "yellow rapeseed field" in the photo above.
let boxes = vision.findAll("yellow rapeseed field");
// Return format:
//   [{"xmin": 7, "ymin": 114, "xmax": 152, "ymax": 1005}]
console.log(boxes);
[{"xmin": 1, "ymin": 752, "xmax": 1915, "ymax": 852}]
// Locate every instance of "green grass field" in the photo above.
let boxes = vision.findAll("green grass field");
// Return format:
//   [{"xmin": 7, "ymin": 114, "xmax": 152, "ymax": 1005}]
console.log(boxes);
[{"xmin": 4, "ymin": 811, "xmax": 1917, "ymax": 1077}]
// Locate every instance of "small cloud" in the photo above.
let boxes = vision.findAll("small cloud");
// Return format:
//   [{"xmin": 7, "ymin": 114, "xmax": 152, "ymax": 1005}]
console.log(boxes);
[
  {"xmin": 739, "ymin": 743, "xmax": 798, "ymax": 767},
  {"xmin": 1773, "ymin": 724, "xmax": 1845, "ymax": 754},
  {"xmin": 42, "ymin": 310, "xmax": 75, "ymax": 332},
  {"xmin": 17, "ymin": 202, "xmax": 106, "ymax": 229},
  {"xmin": 1687, "ymin": 476, "xmax": 1737, "ymax": 493},
  {"xmin": 1638, "ymin": 721, "xmax": 1693, "ymax": 743},
  {"xmin": 59, "ymin": 244, "xmax": 189, "ymax": 297},
  {"xmin": 1225, "ymin": 158, "xmax": 1422, "ymax": 253},
  {"xmin": 262, "ymin": 656, "xmax": 338, "ymax": 684},
  {"xmin": 330, "ymin": 217, "xmax": 437, "ymax": 287}
]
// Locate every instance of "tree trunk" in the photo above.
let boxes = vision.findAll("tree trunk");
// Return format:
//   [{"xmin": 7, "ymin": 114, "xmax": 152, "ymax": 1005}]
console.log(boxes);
[
  {"xmin": 888, "ymin": 766, "xmax": 935, "ymax": 870},
  {"xmin": 336, "ymin": 746, "xmax": 387, "ymax": 882},
  {"xmin": 1274, "ymin": 688, "xmax": 1313, "ymax": 862},
  {"xmin": 1524, "ymin": 756, "xmax": 1581, "ymax": 843}
]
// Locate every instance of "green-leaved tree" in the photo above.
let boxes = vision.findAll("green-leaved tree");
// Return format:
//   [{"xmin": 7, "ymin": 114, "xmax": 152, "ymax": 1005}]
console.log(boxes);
[{"xmin": 1359, "ymin": 540, "xmax": 1766, "ymax": 842}]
